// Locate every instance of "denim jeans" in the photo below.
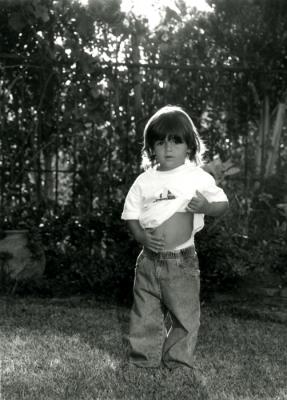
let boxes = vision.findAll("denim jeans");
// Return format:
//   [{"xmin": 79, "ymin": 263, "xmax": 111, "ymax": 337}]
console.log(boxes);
[{"xmin": 129, "ymin": 246, "xmax": 200, "ymax": 369}]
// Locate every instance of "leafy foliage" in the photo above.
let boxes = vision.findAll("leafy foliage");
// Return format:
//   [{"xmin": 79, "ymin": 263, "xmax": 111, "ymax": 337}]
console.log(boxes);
[
  {"xmin": 0, "ymin": 0, "xmax": 287, "ymax": 296},
  {"xmin": 32, "ymin": 203, "xmax": 137, "ymax": 302}
]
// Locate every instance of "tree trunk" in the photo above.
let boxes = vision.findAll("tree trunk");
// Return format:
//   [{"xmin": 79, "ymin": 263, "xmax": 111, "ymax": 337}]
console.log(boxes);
[
  {"xmin": 256, "ymin": 95, "xmax": 269, "ymax": 182},
  {"xmin": 264, "ymin": 103, "xmax": 286, "ymax": 178},
  {"xmin": 43, "ymin": 149, "xmax": 54, "ymax": 201},
  {"xmin": 131, "ymin": 31, "xmax": 143, "ymax": 168}
]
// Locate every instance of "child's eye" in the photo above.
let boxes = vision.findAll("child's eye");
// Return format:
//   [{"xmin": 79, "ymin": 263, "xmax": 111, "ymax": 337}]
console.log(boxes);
[
  {"xmin": 168, "ymin": 135, "xmax": 183, "ymax": 144},
  {"xmin": 154, "ymin": 136, "xmax": 184, "ymax": 146},
  {"xmin": 172, "ymin": 135, "xmax": 183, "ymax": 144}
]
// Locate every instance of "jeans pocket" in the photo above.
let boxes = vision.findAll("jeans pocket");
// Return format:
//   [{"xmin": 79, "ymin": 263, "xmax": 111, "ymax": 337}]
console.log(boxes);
[{"xmin": 179, "ymin": 255, "xmax": 200, "ymax": 277}]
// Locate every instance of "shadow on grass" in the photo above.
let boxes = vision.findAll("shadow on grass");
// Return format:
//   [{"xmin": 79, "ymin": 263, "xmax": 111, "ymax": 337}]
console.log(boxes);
[
  {"xmin": 1, "ymin": 296, "xmax": 286, "ymax": 400},
  {"xmin": 0, "ymin": 296, "xmax": 210, "ymax": 399}
]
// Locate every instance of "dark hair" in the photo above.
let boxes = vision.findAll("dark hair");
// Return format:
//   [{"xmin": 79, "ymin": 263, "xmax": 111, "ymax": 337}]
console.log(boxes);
[{"xmin": 142, "ymin": 105, "xmax": 206, "ymax": 167}]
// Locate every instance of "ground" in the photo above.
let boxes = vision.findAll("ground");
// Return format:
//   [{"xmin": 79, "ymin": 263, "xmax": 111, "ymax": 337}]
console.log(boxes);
[{"xmin": 0, "ymin": 295, "xmax": 286, "ymax": 400}]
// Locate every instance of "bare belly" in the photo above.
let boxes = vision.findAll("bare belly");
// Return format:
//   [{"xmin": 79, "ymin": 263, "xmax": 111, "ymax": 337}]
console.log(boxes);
[{"xmin": 150, "ymin": 212, "xmax": 194, "ymax": 250}]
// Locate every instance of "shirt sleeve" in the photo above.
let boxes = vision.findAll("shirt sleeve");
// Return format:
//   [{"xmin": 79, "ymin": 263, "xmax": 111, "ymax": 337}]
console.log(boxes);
[
  {"xmin": 200, "ymin": 171, "xmax": 228, "ymax": 203},
  {"xmin": 121, "ymin": 177, "xmax": 143, "ymax": 220}
]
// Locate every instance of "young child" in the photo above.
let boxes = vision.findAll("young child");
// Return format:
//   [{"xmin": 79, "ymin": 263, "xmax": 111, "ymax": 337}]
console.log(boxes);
[{"xmin": 121, "ymin": 105, "xmax": 228, "ymax": 369}]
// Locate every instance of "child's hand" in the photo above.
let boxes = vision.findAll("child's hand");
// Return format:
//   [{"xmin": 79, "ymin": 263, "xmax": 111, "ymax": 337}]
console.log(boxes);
[
  {"xmin": 186, "ymin": 190, "xmax": 210, "ymax": 214},
  {"xmin": 143, "ymin": 229, "xmax": 165, "ymax": 253}
]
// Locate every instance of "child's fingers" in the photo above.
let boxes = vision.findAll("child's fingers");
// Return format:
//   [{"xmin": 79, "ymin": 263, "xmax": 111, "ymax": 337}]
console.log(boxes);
[
  {"xmin": 188, "ymin": 197, "xmax": 198, "ymax": 206},
  {"xmin": 151, "ymin": 237, "xmax": 165, "ymax": 247},
  {"xmin": 186, "ymin": 200, "xmax": 198, "ymax": 212},
  {"xmin": 147, "ymin": 231, "xmax": 165, "ymax": 241},
  {"xmin": 147, "ymin": 240, "xmax": 165, "ymax": 252},
  {"xmin": 152, "ymin": 245, "xmax": 165, "ymax": 252},
  {"xmin": 146, "ymin": 234, "xmax": 165, "ymax": 252}
]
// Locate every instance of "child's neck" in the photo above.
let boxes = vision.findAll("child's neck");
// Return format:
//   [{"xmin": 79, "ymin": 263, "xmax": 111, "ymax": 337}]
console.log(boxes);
[{"xmin": 157, "ymin": 162, "xmax": 186, "ymax": 172}]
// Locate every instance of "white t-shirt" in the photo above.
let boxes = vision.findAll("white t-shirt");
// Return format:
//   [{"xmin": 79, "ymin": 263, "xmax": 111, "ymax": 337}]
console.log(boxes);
[{"xmin": 121, "ymin": 162, "xmax": 228, "ymax": 242}]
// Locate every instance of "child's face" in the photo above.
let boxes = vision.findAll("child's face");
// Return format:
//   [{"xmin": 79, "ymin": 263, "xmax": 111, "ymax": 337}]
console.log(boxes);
[{"xmin": 153, "ymin": 135, "xmax": 189, "ymax": 171}]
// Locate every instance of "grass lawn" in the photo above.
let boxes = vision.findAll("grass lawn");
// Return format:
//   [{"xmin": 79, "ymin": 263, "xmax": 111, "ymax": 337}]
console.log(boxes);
[{"xmin": 0, "ymin": 296, "xmax": 286, "ymax": 400}]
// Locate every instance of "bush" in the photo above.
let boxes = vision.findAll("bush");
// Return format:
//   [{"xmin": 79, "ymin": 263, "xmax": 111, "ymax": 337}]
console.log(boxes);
[
  {"xmin": 196, "ymin": 214, "xmax": 287, "ymax": 296},
  {"xmin": 195, "ymin": 218, "xmax": 251, "ymax": 295},
  {"xmin": 28, "ymin": 204, "xmax": 137, "ymax": 303}
]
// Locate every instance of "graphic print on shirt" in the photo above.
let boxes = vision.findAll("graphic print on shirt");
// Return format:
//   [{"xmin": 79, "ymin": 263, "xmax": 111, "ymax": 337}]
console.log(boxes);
[{"xmin": 153, "ymin": 189, "xmax": 176, "ymax": 203}]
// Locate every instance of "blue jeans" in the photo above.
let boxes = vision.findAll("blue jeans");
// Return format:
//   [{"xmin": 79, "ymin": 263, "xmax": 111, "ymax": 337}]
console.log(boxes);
[{"xmin": 129, "ymin": 246, "xmax": 200, "ymax": 369}]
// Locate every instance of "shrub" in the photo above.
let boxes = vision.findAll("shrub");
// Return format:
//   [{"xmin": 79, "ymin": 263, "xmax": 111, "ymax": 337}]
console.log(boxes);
[
  {"xmin": 29, "ymin": 204, "xmax": 137, "ymax": 303},
  {"xmin": 195, "ymin": 218, "xmax": 252, "ymax": 295}
]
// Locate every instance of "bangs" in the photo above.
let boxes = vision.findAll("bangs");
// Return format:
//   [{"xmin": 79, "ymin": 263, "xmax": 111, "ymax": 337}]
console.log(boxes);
[{"xmin": 149, "ymin": 115, "xmax": 188, "ymax": 143}]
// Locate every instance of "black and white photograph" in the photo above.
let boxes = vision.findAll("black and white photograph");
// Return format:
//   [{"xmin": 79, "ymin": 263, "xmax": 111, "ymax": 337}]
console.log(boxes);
[{"xmin": 0, "ymin": 0, "xmax": 286, "ymax": 399}]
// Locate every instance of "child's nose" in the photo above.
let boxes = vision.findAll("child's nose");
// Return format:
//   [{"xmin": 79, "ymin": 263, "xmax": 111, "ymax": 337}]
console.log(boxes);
[{"xmin": 165, "ymin": 138, "xmax": 173, "ymax": 150}]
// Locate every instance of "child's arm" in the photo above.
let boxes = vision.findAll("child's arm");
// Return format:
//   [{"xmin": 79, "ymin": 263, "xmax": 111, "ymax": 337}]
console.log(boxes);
[
  {"xmin": 186, "ymin": 190, "xmax": 228, "ymax": 217},
  {"xmin": 127, "ymin": 220, "xmax": 165, "ymax": 253}
]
